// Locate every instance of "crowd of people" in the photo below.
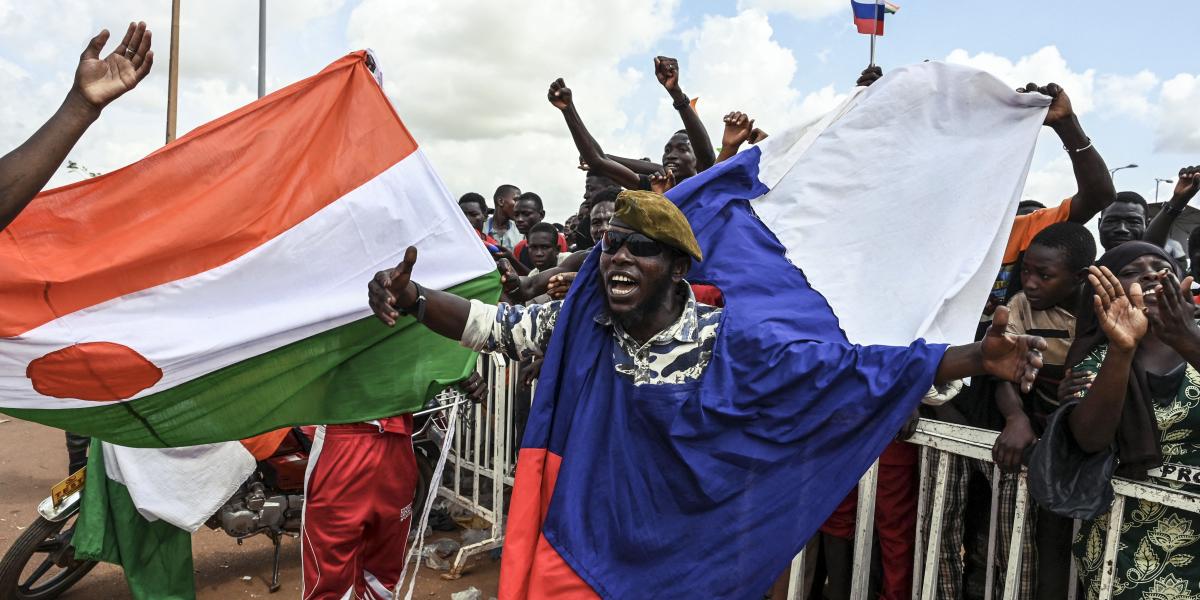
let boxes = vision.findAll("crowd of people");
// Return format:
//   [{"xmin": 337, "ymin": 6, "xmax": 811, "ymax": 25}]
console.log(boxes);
[
  {"xmin": 434, "ymin": 60, "xmax": 1200, "ymax": 600},
  {"xmin": 4, "ymin": 18, "xmax": 1200, "ymax": 600}
]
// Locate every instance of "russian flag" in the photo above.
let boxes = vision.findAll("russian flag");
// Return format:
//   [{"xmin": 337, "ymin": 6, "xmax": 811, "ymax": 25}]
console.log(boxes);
[
  {"xmin": 852, "ymin": 0, "xmax": 888, "ymax": 35},
  {"xmin": 498, "ymin": 62, "xmax": 1052, "ymax": 599}
]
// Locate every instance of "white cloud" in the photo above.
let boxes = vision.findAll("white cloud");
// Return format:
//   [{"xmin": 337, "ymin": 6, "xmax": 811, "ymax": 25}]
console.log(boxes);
[
  {"xmin": 349, "ymin": 0, "xmax": 675, "ymax": 141},
  {"xmin": 736, "ymin": 0, "xmax": 845, "ymax": 21},
  {"xmin": 1157, "ymin": 73, "xmax": 1200, "ymax": 153},
  {"xmin": 0, "ymin": 2, "xmax": 355, "ymax": 188},
  {"xmin": 945, "ymin": 45, "xmax": 1200, "ymax": 193},
  {"xmin": 1021, "ymin": 152, "xmax": 1075, "ymax": 205},
  {"xmin": 945, "ymin": 46, "xmax": 1096, "ymax": 115},
  {"xmin": 676, "ymin": 10, "xmax": 850, "ymax": 155},
  {"xmin": 1097, "ymin": 70, "xmax": 1159, "ymax": 120},
  {"xmin": 346, "ymin": 0, "xmax": 679, "ymax": 216}
]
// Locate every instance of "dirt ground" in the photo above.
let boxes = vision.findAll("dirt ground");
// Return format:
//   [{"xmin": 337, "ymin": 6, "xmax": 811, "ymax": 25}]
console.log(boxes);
[{"xmin": 0, "ymin": 418, "xmax": 500, "ymax": 599}]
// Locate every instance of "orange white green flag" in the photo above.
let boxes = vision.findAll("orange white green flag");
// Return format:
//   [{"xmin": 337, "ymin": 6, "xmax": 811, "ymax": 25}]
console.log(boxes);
[{"xmin": 0, "ymin": 51, "xmax": 499, "ymax": 448}]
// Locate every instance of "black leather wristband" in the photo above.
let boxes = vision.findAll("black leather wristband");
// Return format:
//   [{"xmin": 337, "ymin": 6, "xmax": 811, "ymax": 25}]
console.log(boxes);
[
  {"xmin": 672, "ymin": 96, "xmax": 690, "ymax": 111},
  {"xmin": 397, "ymin": 281, "xmax": 427, "ymax": 322}
]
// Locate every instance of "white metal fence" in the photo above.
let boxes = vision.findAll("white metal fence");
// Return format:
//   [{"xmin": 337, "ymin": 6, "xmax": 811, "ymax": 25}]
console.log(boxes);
[
  {"xmin": 434, "ymin": 356, "xmax": 519, "ymax": 579},
  {"xmin": 432, "ymin": 370, "xmax": 1200, "ymax": 597},
  {"xmin": 784, "ymin": 418, "xmax": 1200, "ymax": 600}
]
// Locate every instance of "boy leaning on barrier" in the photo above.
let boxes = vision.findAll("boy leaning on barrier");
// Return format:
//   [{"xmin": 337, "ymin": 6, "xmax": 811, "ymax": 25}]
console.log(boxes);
[{"xmin": 989, "ymin": 222, "xmax": 1097, "ymax": 598}]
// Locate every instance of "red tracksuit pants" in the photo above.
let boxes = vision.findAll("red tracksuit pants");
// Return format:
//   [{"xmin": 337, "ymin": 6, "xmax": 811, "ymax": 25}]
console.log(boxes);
[
  {"xmin": 301, "ymin": 423, "xmax": 417, "ymax": 600},
  {"xmin": 820, "ymin": 441, "xmax": 919, "ymax": 600}
]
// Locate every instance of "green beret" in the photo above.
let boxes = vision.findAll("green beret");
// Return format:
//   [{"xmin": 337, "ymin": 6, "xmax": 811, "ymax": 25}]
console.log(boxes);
[{"xmin": 612, "ymin": 190, "xmax": 703, "ymax": 262}]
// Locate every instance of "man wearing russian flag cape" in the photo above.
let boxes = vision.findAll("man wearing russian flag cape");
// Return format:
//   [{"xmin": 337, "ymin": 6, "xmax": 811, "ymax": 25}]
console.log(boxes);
[{"xmin": 369, "ymin": 182, "xmax": 1047, "ymax": 598}]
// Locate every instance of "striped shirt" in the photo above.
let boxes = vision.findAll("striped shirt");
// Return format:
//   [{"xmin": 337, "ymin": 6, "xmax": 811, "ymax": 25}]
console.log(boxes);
[{"xmin": 1004, "ymin": 291, "xmax": 1076, "ymax": 408}]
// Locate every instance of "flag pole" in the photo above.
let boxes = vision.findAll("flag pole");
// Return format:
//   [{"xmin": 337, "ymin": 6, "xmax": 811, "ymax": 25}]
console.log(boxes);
[
  {"xmin": 869, "ymin": 0, "xmax": 881, "ymax": 67},
  {"xmin": 257, "ymin": 0, "xmax": 266, "ymax": 98},
  {"xmin": 165, "ymin": 0, "xmax": 180, "ymax": 143}
]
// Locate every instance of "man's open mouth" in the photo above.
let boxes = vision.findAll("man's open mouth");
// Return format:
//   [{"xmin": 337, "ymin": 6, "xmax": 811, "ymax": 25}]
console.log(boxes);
[{"xmin": 608, "ymin": 273, "xmax": 639, "ymax": 297}]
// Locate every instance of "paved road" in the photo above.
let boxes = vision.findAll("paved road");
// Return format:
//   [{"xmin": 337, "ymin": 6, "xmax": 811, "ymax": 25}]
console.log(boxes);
[{"xmin": 0, "ymin": 418, "xmax": 499, "ymax": 599}]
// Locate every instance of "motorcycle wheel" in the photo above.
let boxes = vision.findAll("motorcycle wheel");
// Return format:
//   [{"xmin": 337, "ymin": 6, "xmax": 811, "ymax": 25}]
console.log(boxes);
[{"xmin": 0, "ymin": 514, "xmax": 97, "ymax": 600}]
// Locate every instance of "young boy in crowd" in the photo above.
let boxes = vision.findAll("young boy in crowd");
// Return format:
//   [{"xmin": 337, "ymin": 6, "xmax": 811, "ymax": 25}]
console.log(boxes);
[
  {"xmin": 525, "ymin": 222, "xmax": 563, "ymax": 275},
  {"xmin": 512, "ymin": 192, "xmax": 568, "ymax": 268},
  {"xmin": 989, "ymin": 221, "xmax": 1097, "ymax": 599},
  {"xmin": 459, "ymin": 193, "xmax": 499, "ymax": 247},
  {"xmin": 487, "ymin": 184, "xmax": 524, "ymax": 251}
]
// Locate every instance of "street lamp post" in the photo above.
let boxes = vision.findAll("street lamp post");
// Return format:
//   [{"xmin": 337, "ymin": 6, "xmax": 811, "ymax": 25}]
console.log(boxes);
[
  {"xmin": 1156, "ymin": 178, "xmax": 1175, "ymax": 204},
  {"xmin": 1110, "ymin": 163, "xmax": 1139, "ymax": 179}
]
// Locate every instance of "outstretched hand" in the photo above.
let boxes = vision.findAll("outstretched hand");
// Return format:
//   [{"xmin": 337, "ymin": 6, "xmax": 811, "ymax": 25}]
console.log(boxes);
[
  {"xmin": 1088, "ymin": 265, "xmax": 1147, "ymax": 352},
  {"xmin": 1017, "ymin": 82, "xmax": 1074, "ymax": 128},
  {"xmin": 368, "ymin": 246, "xmax": 419, "ymax": 326},
  {"xmin": 981, "ymin": 306, "xmax": 1047, "ymax": 394},
  {"xmin": 548, "ymin": 78, "xmax": 572, "ymax": 111},
  {"xmin": 74, "ymin": 22, "xmax": 155, "ymax": 111}
]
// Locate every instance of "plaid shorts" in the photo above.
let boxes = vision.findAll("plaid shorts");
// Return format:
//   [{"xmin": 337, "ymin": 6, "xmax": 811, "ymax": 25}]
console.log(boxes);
[{"xmin": 925, "ymin": 455, "xmax": 1036, "ymax": 600}]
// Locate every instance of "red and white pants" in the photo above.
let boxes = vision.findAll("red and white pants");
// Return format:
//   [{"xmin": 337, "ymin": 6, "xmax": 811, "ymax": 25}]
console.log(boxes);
[{"xmin": 301, "ymin": 423, "xmax": 417, "ymax": 600}]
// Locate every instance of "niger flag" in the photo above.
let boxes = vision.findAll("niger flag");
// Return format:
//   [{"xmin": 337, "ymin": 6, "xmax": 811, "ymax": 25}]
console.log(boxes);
[{"xmin": 0, "ymin": 51, "xmax": 499, "ymax": 447}]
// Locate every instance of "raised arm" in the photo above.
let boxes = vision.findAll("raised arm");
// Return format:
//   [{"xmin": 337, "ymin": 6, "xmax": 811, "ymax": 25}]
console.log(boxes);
[
  {"xmin": 654, "ymin": 57, "xmax": 716, "ymax": 172},
  {"xmin": 716, "ymin": 111, "xmax": 754, "ymax": 164},
  {"xmin": 1018, "ymin": 83, "xmax": 1115, "ymax": 224},
  {"xmin": 1145, "ymin": 166, "xmax": 1199, "ymax": 247},
  {"xmin": 992, "ymin": 381, "xmax": 1036, "ymax": 472},
  {"xmin": 0, "ymin": 22, "xmax": 154, "ymax": 232},
  {"xmin": 1068, "ymin": 266, "xmax": 1147, "ymax": 452},
  {"xmin": 371, "ymin": 247, "xmax": 560, "ymax": 361},
  {"xmin": 607, "ymin": 155, "xmax": 663, "ymax": 175},
  {"xmin": 548, "ymin": 78, "xmax": 642, "ymax": 190},
  {"xmin": 369, "ymin": 247, "xmax": 473, "ymax": 338},
  {"xmin": 496, "ymin": 251, "xmax": 588, "ymax": 304}
]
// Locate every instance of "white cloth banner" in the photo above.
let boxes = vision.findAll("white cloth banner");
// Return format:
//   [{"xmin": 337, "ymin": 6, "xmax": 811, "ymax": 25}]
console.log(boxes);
[
  {"xmin": 103, "ymin": 441, "xmax": 255, "ymax": 531},
  {"xmin": 754, "ymin": 61, "xmax": 1051, "ymax": 347}
]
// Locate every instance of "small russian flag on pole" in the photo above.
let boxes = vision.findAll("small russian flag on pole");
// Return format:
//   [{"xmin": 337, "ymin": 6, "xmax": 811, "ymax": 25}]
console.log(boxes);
[{"xmin": 851, "ymin": 0, "xmax": 897, "ymax": 36}]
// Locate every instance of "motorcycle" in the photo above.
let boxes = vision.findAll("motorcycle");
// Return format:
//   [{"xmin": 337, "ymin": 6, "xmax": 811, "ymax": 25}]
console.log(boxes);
[{"xmin": 0, "ymin": 422, "xmax": 442, "ymax": 600}]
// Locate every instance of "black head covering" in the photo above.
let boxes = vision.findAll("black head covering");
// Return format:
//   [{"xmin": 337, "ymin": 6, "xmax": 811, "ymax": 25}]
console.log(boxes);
[{"xmin": 1064, "ymin": 241, "xmax": 1179, "ymax": 478}]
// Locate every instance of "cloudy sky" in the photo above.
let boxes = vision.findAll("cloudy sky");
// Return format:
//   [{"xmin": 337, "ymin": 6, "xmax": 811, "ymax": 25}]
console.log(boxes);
[{"xmin": 1, "ymin": 1, "xmax": 1196, "ymax": 220}]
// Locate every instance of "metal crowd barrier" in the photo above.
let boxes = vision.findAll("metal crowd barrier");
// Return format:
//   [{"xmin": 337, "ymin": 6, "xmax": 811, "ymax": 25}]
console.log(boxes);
[
  {"xmin": 786, "ymin": 418, "xmax": 1200, "ymax": 600},
  {"xmin": 436, "ymin": 356, "xmax": 519, "ymax": 579}
]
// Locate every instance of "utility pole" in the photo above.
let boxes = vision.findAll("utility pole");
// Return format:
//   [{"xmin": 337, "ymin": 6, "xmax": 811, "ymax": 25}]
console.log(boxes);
[
  {"xmin": 166, "ymin": 0, "xmax": 181, "ymax": 143},
  {"xmin": 258, "ymin": 0, "xmax": 267, "ymax": 98}
]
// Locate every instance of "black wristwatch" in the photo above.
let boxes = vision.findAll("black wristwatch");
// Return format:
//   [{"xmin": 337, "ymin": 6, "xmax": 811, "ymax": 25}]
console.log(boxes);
[{"xmin": 397, "ymin": 281, "xmax": 427, "ymax": 322}]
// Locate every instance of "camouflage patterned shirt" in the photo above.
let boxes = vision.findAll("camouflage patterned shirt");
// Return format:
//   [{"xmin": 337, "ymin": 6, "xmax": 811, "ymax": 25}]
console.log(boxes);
[{"xmin": 460, "ymin": 283, "xmax": 722, "ymax": 386}]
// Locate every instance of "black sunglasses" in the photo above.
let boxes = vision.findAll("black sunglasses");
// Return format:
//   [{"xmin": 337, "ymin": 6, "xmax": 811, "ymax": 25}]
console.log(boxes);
[{"xmin": 601, "ymin": 230, "xmax": 664, "ymax": 257}]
